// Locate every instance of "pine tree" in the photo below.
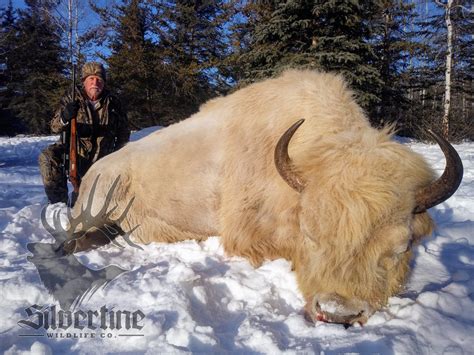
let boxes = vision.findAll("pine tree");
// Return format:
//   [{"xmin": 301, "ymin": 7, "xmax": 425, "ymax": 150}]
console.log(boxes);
[
  {"xmin": 312, "ymin": 1, "xmax": 384, "ymax": 109},
  {"xmin": 370, "ymin": 1, "xmax": 420, "ymax": 128},
  {"xmin": 93, "ymin": 0, "xmax": 229, "ymax": 127},
  {"xmin": 100, "ymin": 0, "xmax": 161, "ymax": 128},
  {"xmin": 6, "ymin": 0, "xmax": 67, "ymax": 134},
  {"xmin": 0, "ymin": 0, "xmax": 22, "ymax": 135},
  {"xmin": 151, "ymin": 0, "xmax": 230, "ymax": 122},
  {"xmin": 229, "ymin": 1, "xmax": 384, "ymax": 112},
  {"xmin": 228, "ymin": 1, "xmax": 313, "ymax": 85}
]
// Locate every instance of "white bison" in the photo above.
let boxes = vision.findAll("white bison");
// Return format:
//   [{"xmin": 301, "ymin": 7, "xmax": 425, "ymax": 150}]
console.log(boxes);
[{"xmin": 68, "ymin": 70, "xmax": 463, "ymax": 326}]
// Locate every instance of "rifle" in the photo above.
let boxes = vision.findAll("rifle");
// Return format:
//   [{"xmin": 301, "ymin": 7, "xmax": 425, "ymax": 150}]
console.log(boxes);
[{"xmin": 62, "ymin": 65, "xmax": 80, "ymax": 207}]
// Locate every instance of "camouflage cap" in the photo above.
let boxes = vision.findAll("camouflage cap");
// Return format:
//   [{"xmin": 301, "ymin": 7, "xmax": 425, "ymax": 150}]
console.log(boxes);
[{"xmin": 81, "ymin": 62, "xmax": 106, "ymax": 82}]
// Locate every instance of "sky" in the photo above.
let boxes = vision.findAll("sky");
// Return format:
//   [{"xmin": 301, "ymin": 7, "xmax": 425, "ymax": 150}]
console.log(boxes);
[
  {"xmin": 3, "ymin": 0, "xmax": 24, "ymax": 9},
  {"xmin": 3, "ymin": 0, "xmax": 114, "ymax": 61}
]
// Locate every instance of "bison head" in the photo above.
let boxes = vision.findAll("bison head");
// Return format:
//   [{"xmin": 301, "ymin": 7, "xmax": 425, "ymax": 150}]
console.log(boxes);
[{"xmin": 275, "ymin": 120, "xmax": 463, "ymax": 326}]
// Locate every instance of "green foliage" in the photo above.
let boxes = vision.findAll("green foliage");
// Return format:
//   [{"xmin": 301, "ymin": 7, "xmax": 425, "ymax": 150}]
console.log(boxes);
[
  {"xmin": 1, "ymin": 0, "xmax": 472, "ymax": 140},
  {"xmin": 229, "ymin": 0, "xmax": 384, "ymax": 112},
  {"xmin": 99, "ymin": 0, "xmax": 161, "ymax": 128},
  {"xmin": 0, "ymin": 0, "xmax": 24, "ymax": 135},
  {"xmin": 147, "ymin": 0, "xmax": 230, "ymax": 124},
  {"xmin": 369, "ymin": 1, "xmax": 420, "ymax": 127},
  {"xmin": 94, "ymin": 0, "xmax": 230, "ymax": 129},
  {"xmin": 1, "ymin": 0, "xmax": 67, "ymax": 135}
]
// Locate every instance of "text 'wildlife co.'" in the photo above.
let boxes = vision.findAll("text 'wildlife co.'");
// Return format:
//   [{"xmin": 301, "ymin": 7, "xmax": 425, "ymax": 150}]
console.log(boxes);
[{"xmin": 17, "ymin": 304, "xmax": 145, "ymax": 339}]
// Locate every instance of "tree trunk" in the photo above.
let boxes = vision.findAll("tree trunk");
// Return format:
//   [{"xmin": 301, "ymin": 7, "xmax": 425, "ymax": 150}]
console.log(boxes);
[
  {"xmin": 442, "ymin": 0, "xmax": 453, "ymax": 139},
  {"xmin": 68, "ymin": 0, "xmax": 73, "ymax": 64}
]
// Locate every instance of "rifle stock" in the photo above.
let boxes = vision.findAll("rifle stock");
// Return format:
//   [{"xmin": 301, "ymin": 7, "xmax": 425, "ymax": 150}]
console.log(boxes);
[
  {"xmin": 67, "ymin": 65, "xmax": 79, "ymax": 207},
  {"xmin": 69, "ymin": 115, "xmax": 79, "ymax": 205},
  {"xmin": 61, "ymin": 129, "xmax": 69, "ymax": 178}
]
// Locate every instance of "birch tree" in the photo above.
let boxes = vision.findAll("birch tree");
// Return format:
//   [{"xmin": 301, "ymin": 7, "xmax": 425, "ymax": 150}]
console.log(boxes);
[
  {"xmin": 435, "ymin": 0, "xmax": 454, "ymax": 139},
  {"xmin": 434, "ymin": 0, "xmax": 474, "ymax": 139},
  {"xmin": 39, "ymin": 0, "xmax": 114, "ymax": 70}
]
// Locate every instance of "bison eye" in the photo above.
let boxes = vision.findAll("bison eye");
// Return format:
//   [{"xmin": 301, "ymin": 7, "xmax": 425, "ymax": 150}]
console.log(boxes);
[
  {"xmin": 394, "ymin": 239, "xmax": 413, "ymax": 255},
  {"xmin": 393, "ymin": 245, "xmax": 406, "ymax": 254}
]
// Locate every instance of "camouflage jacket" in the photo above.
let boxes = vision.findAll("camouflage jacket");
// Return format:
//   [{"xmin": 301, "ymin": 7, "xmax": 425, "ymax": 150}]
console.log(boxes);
[{"xmin": 51, "ymin": 87, "xmax": 130, "ymax": 174}]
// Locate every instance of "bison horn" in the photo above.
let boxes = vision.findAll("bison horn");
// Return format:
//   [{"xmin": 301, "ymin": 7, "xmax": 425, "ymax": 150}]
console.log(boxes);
[
  {"xmin": 413, "ymin": 129, "xmax": 463, "ymax": 214},
  {"xmin": 274, "ymin": 119, "xmax": 306, "ymax": 192}
]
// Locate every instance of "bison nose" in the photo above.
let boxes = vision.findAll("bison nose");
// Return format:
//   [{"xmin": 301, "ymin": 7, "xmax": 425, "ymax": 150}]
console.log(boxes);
[{"xmin": 307, "ymin": 293, "xmax": 373, "ymax": 326}]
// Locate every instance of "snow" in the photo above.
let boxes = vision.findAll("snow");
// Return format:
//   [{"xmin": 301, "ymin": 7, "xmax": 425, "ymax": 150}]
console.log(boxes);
[{"xmin": 0, "ymin": 131, "xmax": 473, "ymax": 354}]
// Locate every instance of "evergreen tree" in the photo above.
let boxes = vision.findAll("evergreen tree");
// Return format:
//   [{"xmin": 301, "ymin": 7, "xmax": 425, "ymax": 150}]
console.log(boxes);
[
  {"xmin": 228, "ymin": 1, "xmax": 312, "ymax": 85},
  {"xmin": 6, "ymin": 0, "xmax": 67, "ymax": 134},
  {"xmin": 311, "ymin": 1, "xmax": 383, "ymax": 109},
  {"xmin": 151, "ymin": 0, "xmax": 229, "ymax": 122},
  {"xmin": 370, "ymin": 1, "xmax": 420, "ymax": 128},
  {"xmin": 99, "ymin": 0, "xmax": 162, "ymax": 128},
  {"xmin": 225, "ymin": 1, "xmax": 279, "ymax": 84},
  {"xmin": 0, "ymin": 0, "xmax": 22, "ymax": 135},
  {"xmin": 94, "ymin": 0, "xmax": 229, "ymax": 127},
  {"xmin": 231, "ymin": 0, "xmax": 383, "ymax": 112}
]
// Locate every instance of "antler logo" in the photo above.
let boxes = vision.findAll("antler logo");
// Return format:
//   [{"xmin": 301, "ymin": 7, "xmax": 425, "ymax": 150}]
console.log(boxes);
[{"xmin": 26, "ymin": 175, "xmax": 140, "ymax": 311}]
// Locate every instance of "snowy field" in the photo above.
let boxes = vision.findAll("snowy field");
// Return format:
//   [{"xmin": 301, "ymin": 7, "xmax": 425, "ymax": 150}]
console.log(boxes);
[{"xmin": 0, "ymin": 129, "xmax": 473, "ymax": 354}]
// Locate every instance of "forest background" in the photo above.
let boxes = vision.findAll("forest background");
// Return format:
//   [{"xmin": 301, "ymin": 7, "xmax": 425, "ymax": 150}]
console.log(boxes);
[{"xmin": 0, "ymin": 0, "xmax": 472, "ymax": 141}]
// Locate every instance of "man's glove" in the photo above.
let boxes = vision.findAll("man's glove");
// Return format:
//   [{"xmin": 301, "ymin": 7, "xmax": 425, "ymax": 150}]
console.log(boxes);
[{"xmin": 61, "ymin": 101, "xmax": 79, "ymax": 125}]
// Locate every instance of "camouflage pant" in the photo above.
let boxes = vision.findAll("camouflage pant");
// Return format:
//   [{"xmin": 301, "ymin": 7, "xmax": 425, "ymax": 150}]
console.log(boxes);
[{"xmin": 38, "ymin": 143, "xmax": 68, "ymax": 204}]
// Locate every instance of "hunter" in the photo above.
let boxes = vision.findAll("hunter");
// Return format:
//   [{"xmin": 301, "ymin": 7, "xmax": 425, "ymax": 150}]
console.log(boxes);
[{"xmin": 39, "ymin": 62, "xmax": 130, "ymax": 204}]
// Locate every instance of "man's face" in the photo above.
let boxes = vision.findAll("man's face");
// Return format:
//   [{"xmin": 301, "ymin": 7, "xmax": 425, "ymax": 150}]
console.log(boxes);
[{"xmin": 83, "ymin": 75, "xmax": 104, "ymax": 101}]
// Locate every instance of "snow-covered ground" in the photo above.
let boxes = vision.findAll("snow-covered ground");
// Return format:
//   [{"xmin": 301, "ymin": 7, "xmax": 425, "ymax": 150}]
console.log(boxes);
[{"xmin": 0, "ymin": 130, "xmax": 473, "ymax": 354}]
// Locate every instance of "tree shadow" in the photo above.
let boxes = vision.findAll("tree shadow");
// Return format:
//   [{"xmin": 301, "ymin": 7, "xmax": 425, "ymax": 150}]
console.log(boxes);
[
  {"xmin": 401, "ymin": 205, "xmax": 474, "ymax": 332},
  {"xmin": 147, "ymin": 310, "xmax": 179, "ymax": 333},
  {"xmin": 420, "ymin": 216, "xmax": 473, "ymax": 294}
]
